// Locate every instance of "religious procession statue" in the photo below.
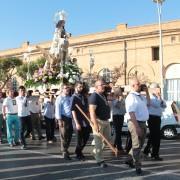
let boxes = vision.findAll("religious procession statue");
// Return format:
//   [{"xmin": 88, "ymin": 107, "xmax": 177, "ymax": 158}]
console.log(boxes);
[{"xmin": 28, "ymin": 10, "xmax": 82, "ymax": 87}]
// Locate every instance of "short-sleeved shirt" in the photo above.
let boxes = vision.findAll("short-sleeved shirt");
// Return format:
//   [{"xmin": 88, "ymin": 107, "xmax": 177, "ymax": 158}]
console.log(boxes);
[
  {"xmin": 70, "ymin": 93, "xmax": 89, "ymax": 127},
  {"xmin": 88, "ymin": 92, "xmax": 110, "ymax": 121},
  {"xmin": 16, "ymin": 96, "xmax": 30, "ymax": 117},
  {"xmin": 125, "ymin": 91, "xmax": 149, "ymax": 122},
  {"xmin": 3, "ymin": 97, "xmax": 18, "ymax": 114},
  {"xmin": 28, "ymin": 96, "xmax": 41, "ymax": 114}
]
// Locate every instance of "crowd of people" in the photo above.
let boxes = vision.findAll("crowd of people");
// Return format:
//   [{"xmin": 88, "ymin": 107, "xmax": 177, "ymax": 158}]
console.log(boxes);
[{"xmin": 0, "ymin": 78, "xmax": 167, "ymax": 176}]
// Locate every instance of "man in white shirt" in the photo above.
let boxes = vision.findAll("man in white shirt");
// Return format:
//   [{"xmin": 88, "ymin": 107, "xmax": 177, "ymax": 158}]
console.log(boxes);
[
  {"xmin": 2, "ymin": 89, "xmax": 20, "ymax": 147},
  {"xmin": 16, "ymin": 86, "xmax": 32, "ymax": 149},
  {"xmin": 28, "ymin": 91, "xmax": 44, "ymax": 140},
  {"xmin": 125, "ymin": 78, "xmax": 150, "ymax": 175}
]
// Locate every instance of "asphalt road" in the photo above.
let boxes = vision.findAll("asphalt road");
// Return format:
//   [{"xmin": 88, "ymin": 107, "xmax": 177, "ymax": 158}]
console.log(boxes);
[{"xmin": 0, "ymin": 131, "xmax": 180, "ymax": 180}]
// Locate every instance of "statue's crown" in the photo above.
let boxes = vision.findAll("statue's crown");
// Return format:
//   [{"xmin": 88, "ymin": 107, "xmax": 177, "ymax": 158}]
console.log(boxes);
[{"xmin": 54, "ymin": 10, "xmax": 67, "ymax": 23}]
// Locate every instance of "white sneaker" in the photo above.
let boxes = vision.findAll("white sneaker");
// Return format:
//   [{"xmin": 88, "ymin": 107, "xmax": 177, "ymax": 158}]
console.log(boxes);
[{"xmin": 47, "ymin": 140, "xmax": 53, "ymax": 144}]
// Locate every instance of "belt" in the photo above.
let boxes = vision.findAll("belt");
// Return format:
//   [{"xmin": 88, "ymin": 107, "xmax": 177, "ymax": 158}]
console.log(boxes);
[
  {"xmin": 137, "ymin": 120, "xmax": 146, "ymax": 123},
  {"xmin": 8, "ymin": 113, "xmax": 18, "ymax": 115},
  {"xmin": 128, "ymin": 119, "xmax": 146, "ymax": 123},
  {"xmin": 31, "ymin": 112, "xmax": 39, "ymax": 114}
]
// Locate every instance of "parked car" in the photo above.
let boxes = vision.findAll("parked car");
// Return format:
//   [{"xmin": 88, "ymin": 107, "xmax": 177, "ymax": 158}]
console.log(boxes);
[
  {"xmin": 161, "ymin": 101, "xmax": 180, "ymax": 139},
  {"xmin": 122, "ymin": 101, "xmax": 180, "ymax": 139}
]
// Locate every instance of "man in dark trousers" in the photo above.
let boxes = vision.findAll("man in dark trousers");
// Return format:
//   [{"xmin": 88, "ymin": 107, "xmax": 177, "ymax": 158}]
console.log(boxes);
[
  {"xmin": 144, "ymin": 83, "xmax": 166, "ymax": 161},
  {"xmin": 71, "ymin": 81, "xmax": 91, "ymax": 161},
  {"xmin": 55, "ymin": 84, "xmax": 73, "ymax": 160}
]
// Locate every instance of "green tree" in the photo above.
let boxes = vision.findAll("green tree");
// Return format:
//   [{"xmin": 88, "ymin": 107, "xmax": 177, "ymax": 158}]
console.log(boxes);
[
  {"xmin": 17, "ymin": 57, "xmax": 46, "ymax": 81},
  {"xmin": 0, "ymin": 57, "xmax": 23, "ymax": 88}
]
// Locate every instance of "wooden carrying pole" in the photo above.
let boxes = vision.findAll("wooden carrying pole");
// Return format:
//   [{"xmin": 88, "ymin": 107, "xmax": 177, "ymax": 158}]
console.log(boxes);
[{"xmin": 75, "ymin": 104, "xmax": 118, "ymax": 156}]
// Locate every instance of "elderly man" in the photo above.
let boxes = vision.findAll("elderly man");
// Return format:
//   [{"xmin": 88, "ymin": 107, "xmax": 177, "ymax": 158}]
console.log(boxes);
[
  {"xmin": 125, "ymin": 78, "xmax": 150, "ymax": 175},
  {"xmin": 89, "ymin": 79, "xmax": 111, "ymax": 168},
  {"xmin": 144, "ymin": 83, "xmax": 166, "ymax": 161},
  {"xmin": 55, "ymin": 84, "xmax": 73, "ymax": 160}
]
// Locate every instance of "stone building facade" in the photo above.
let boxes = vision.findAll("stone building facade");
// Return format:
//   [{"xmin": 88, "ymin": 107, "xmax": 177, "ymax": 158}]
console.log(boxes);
[{"xmin": 0, "ymin": 20, "xmax": 180, "ymax": 103}]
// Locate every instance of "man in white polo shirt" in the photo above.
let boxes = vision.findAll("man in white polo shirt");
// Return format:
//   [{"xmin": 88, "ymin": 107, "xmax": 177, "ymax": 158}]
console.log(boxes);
[
  {"xmin": 125, "ymin": 78, "xmax": 150, "ymax": 175},
  {"xmin": 16, "ymin": 86, "xmax": 32, "ymax": 149},
  {"xmin": 2, "ymin": 89, "xmax": 20, "ymax": 147}
]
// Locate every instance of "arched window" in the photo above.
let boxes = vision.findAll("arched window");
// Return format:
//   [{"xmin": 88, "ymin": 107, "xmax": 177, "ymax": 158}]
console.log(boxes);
[
  {"xmin": 165, "ymin": 63, "xmax": 180, "ymax": 107},
  {"xmin": 98, "ymin": 68, "xmax": 112, "ymax": 83}
]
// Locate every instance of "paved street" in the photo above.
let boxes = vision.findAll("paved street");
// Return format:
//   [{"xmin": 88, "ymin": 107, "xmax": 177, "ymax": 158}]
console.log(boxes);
[{"xmin": 1, "ymin": 131, "xmax": 180, "ymax": 180}]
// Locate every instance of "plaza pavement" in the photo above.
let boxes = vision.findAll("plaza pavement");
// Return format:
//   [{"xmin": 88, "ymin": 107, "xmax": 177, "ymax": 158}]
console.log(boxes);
[{"xmin": 0, "ymin": 131, "xmax": 180, "ymax": 179}]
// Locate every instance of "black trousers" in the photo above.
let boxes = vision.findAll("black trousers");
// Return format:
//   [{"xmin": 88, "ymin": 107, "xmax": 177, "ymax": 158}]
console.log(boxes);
[
  {"xmin": 75, "ymin": 126, "xmax": 91, "ymax": 157},
  {"xmin": 19, "ymin": 116, "xmax": 32, "ymax": 145},
  {"xmin": 113, "ymin": 114, "xmax": 124, "ymax": 150},
  {"xmin": 144, "ymin": 115, "xmax": 161, "ymax": 157},
  {"xmin": 44, "ymin": 116, "xmax": 55, "ymax": 141},
  {"xmin": 60, "ymin": 116, "xmax": 73, "ymax": 153}
]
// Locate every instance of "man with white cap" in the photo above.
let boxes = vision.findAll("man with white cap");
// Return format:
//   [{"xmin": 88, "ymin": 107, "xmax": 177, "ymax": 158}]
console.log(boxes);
[{"xmin": 144, "ymin": 82, "xmax": 166, "ymax": 161}]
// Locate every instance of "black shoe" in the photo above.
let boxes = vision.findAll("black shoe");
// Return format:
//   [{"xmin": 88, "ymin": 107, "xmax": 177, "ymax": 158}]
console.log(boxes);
[
  {"xmin": 64, "ymin": 156, "xmax": 71, "ymax": 160},
  {"xmin": 76, "ymin": 154, "xmax": 85, "ymax": 161},
  {"xmin": 125, "ymin": 160, "xmax": 135, "ymax": 168},
  {"xmin": 136, "ymin": 168, "xmax": 142, "ymax": 175},
  {"xmin": 25, "ymin": 134, "xmax": 30, "ymax": 138},
  {"xmin": 80, "ymin": 154, "xmax": 85, "ymax": 161},
  {"xmin": 64, "ymin": 155, "xmax": 71, "ymax": 160},
  {"xmin": 38, "ymin": 136, "xmax": 45, "ymax": 140},
  {"xmin": 97, "ymin": 161, "xmax": 108, "ymax": 168},
  {"xmin": 15, "ymin": 142, "xmax": 21, "ymax": 146},
  {"xmin": 151, "ymin": 156, "xmax": 163, "ymax": 161},
  {"xmin": 76, "ymin": 155, "xmax": 82, "ymax": 161},
  {"xmin": 53, "ymin": 136, "xmax": 57, "ymax": 142},
  {"xmin": 63, "ymin": 152, "xmax": 71, "ymax": 160}
]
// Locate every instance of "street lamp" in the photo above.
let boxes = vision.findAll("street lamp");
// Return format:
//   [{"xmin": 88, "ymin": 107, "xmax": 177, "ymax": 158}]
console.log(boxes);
[
  {"xmin": 153, "ymin": 0, "xmax": 165, "ymax": 98},
  {"xmin": 89, "ymin": 50, "xmax": 95, "ymax": 86},
  {"xmin": 23, "ymin": 45, "xmax": 32, "ymax": 80}
]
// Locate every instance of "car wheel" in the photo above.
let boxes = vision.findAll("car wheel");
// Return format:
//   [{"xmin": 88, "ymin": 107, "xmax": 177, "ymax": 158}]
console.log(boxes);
[{"xmin": 161, "ymin": 126, "xmax": 177, "ymax": 139}]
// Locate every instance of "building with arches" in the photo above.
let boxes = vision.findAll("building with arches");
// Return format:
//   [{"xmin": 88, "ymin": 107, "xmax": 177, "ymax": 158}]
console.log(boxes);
[{"xmin": 0, "ymin": 20, "xmax": 180, "ymax": 104}]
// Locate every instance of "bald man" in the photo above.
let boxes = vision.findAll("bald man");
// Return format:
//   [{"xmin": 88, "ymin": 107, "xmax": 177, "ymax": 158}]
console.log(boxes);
[
  {"xmin": 125, "ymin": 78, "xmax": 150, "ymax": 175},
  {"xmin": 89, "ymin": 79, "xmax": 111, "ymax": 168}
]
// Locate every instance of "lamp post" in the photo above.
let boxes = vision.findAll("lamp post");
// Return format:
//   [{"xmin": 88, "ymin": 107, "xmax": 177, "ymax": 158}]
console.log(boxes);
[
  {"xmin": 153, "ymin": 0, "xmax": 165, "ymax": 98},
  {"xmin": 23, "ymin": 45, "xmax": 32, "ymax": 80},
  {"xmin": 89, "ymin": 50, "xmax": 95, "ymax": 86}
]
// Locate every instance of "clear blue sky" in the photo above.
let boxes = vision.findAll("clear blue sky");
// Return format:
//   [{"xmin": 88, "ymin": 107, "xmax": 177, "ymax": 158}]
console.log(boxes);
[{"xmin": 0, "ymin": 0, "xmax": 179, "ymax": 51}]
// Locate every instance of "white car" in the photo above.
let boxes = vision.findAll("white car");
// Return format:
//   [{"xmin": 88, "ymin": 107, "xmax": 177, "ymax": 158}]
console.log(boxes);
[
  {"xmin": 122, "ymin": 101, "xmax": 180, "ymax": 139},
  {"xmin": 161, "ymin": 101, "xmax": 180, "ymax": 139}
]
